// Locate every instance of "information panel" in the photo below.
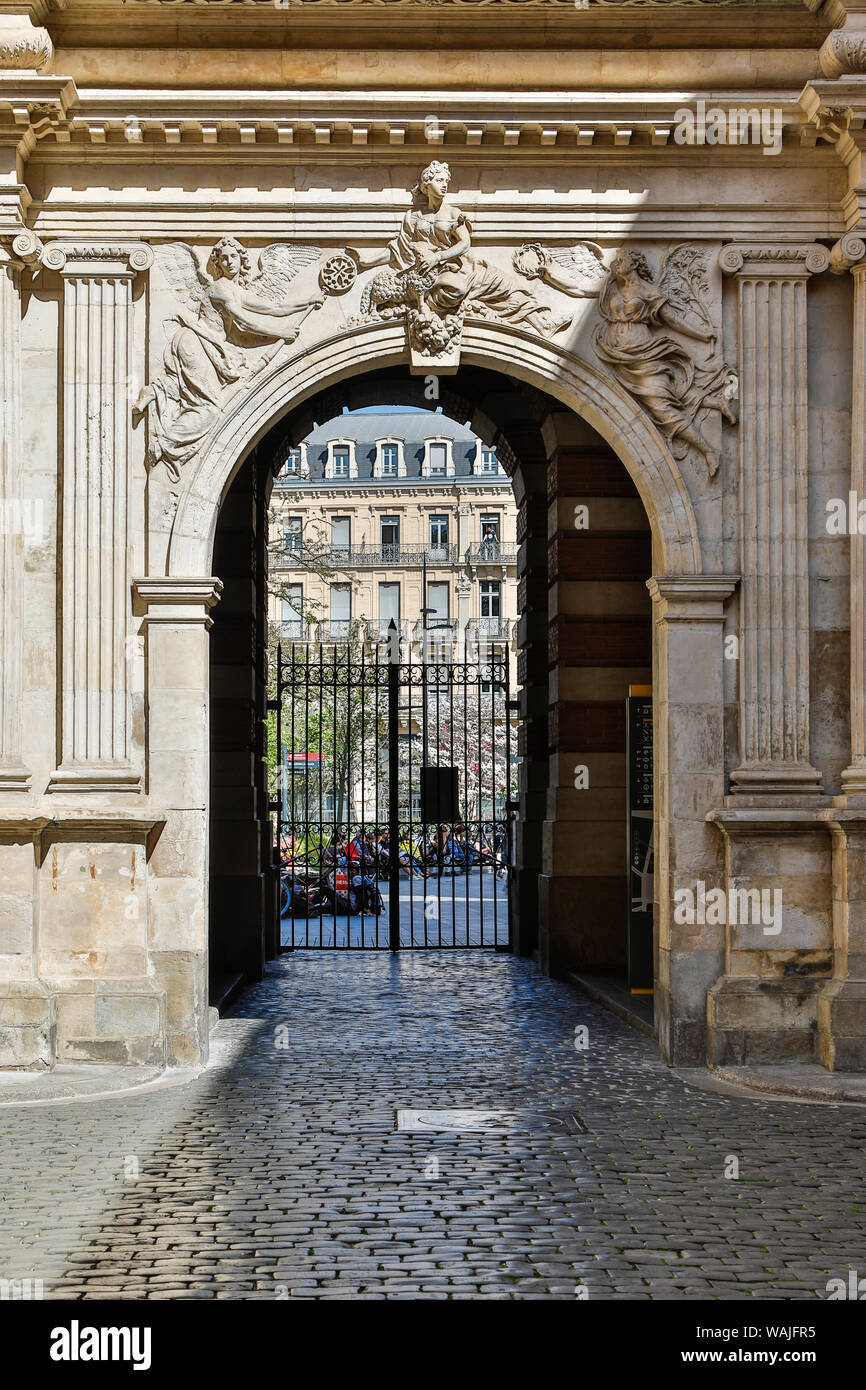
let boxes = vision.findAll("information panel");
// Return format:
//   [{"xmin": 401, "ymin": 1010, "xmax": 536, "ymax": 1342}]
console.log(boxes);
[{"xmin": 626, "ymin": 691, "xmax": 654, "ymax": 992}]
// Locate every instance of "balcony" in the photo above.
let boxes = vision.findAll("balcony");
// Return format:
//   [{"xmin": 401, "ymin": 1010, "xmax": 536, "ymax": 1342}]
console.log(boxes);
[
  {"xmin": 276, "ymin": 544, "xmax": 459, "ymax": 569},
  {"xmin": 466, "ymin": 542, "xmax": 518, "ymax": 566},
  {"xmin": 467, "ymin": 617, "xmax": 513, "ymax": 641},
  {"xmin": 271, "ymin": 618, "xmax": 514, "ymax": 647},
  {"xmin": 271, "ymin": 619, "xmax": 311, "ymax": 643}
]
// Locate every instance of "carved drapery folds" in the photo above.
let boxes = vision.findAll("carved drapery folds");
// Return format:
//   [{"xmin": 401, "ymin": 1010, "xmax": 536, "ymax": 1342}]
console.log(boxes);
[
  {"xmin": 44, "ymin": 242, "xmax": 154, "ymax": 794},
  {"xmin": 352, "ymin": 161, "xmax": 578, "ymax": 370},
  {"xmin": 720, "ymin": 241, "xmax": 830, "ymax": 798},
  {"xmin": 139, "ymin": 167, "xmax": 605, "ymax": 481},
  {"xmin": 0, "ymin": 230, "xmax": 40, "ymax": 790},
  {"xmin": 137, "ymin": 237, "xmax": 326, "ymax": 480},
  {"xmin": 593, "ymin": 244, "xmax": 737, "ymax": 478}
]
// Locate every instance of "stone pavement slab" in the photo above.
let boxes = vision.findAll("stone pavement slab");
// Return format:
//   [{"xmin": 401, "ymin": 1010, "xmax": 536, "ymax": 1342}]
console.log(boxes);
[{"xmin": 0, "ymin": 954, "xmax": 865, "ymax": 1300}]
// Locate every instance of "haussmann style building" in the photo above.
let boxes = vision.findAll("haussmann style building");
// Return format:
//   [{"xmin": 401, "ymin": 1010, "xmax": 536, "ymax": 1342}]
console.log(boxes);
[{"xmin": 268, "ymin": 410, "xmax": 518, "ymax": 649}]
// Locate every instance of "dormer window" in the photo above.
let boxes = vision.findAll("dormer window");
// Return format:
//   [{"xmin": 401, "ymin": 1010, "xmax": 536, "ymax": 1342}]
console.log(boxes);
[
  {"xmin": 473, "ymin": 441, "xmax": 500, "ymax": 475},
  {"xmin": 375, "ymin": 437, "xmax": 404, "ymax": 478},
  {"xmin": 279, "ymin": 443, "xmax": 308, "ymax": 479},
  {"xmin": 326, "ymin": 438, "xmax": 357, "ymax": 480},
  {"xmin": 423, "ymin": 436, "xmax": 453, "ymax": 477}
]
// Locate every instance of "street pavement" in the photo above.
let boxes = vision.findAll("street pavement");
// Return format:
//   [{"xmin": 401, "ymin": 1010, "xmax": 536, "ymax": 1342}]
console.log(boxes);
[
  {"xmin": 281, "ymin": 868, "xmax": 509, "ymax": 948},
  {"xmin": 1, "ymin": 952, "xmax": 865, "ymax": 1300}
]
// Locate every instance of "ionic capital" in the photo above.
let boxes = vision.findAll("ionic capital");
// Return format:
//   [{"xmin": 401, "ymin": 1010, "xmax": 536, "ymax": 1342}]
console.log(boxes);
[
  {"xmin": 719, "ymin": 243, "xmax": 832, "ymax": 279},
  {"xmin": 830, "ymin": 230, "xmax": 866, "ymax": 274},
  {"xmin": 41, "ymin": 242, "xmax": 155, "ymax": 278}
]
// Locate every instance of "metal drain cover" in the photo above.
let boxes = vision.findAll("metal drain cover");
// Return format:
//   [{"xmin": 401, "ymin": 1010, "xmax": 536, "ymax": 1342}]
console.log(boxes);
[{"xmin": 396, "ymin": 1108, "xmax": 587, "ymax": 1134}]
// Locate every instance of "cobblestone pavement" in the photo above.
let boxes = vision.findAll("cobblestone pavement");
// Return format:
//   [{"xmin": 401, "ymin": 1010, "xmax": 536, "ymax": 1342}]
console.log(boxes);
[{"xmin": 1, "ymin": 952, "xmax": 866, "ymax": 1300}]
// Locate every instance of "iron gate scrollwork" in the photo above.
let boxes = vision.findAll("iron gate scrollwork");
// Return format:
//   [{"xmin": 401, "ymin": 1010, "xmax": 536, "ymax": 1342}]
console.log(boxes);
[{"xmin": 270, "ymin": 623, "xmax": 515, "ymax": 949}]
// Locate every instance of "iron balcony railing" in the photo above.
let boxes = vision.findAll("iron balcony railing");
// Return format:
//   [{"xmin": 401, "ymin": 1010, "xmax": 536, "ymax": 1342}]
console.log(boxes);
[
  {"xmin": 466, "ymin": 543, "xmax": 518, "ymax": 565},
  {"xmin": 277, "ymin": 544, "xmax": 459, "ymax": 569},
  {"xmin": 270, "ymin": 618, "xmax": 514, "ymax": 646},
  {"xmin": 272, "ymin": 619, "xmax": 311, "ymax": 642},
  {"xmin": 466, "ymin": 618, "xmax": 513, "ymax": 640}
]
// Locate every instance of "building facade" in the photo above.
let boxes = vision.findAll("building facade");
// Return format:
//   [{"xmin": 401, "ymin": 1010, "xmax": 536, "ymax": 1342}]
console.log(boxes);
[
  {"xmin": 269, "ymin": 411, "xmax": 518, "ymax": 654},
  {"xmin": 2, "ymin": 0, "xmax": 866, "ymax": 1078}
]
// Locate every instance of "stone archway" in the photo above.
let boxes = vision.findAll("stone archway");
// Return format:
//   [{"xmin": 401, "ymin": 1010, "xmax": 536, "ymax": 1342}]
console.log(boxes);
[
  {"xmin": 135, "ymin": 324, "xmax": 735, "ymax": 1069},
  {"xmin": 160, "ymin": 321, "xmax": 702, "ymax": 579}
]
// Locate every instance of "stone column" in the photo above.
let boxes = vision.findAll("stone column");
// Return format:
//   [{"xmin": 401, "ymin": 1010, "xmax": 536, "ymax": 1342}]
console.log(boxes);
[
  {"xmin": 648, "ymin": 575, "xmax": 738, "ymax": 1066},
  {"xmin": 43, "ymin": 243, "xmax": 153, "ymax": 794},
  {"xmin": 829, "ymin": 231, "xmax": 866, "ymax": 794},
  {"xmin": 0, "ymin": 231, "xmax": 39, "ymax": 790},
  {"xmin": 719, "ymin": 242, "xmax": 830, "ymax": 798},
  {"xmin": 816, "ymin": 231, "xmax": 866, "ymax": 1070},
  {"xmin": 133, "ymin": 576, "xmax": 222, "ymax": 1067}
]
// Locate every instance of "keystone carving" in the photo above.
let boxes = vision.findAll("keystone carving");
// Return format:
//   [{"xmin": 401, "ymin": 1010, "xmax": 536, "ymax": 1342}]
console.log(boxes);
[
  {"xmin": 594, "ymin": 245, "xmax": 736, "ymax": 479},
  {"xmin": 352, "ymin": 161, "xmax": 574, "ymax": 369}
]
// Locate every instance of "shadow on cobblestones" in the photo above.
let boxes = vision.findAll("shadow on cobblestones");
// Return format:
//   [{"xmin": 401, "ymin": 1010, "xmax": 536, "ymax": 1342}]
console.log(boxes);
[{"xmin": 1, "ymin": 953, "xmax": 865, "ymax": 1300}]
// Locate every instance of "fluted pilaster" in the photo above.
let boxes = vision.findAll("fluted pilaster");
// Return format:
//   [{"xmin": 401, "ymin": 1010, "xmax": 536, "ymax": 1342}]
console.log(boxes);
[
  {"xmin": 44, "ymin": 242, "xmax": 153, "ymax": 793},
  {"xmin": 0, "ymin": 230, "xmax": 40, "ymax": 791},
  {"xmin": 720, "ymin": 242, "xmax": 829, "ymax": 797},
  {"xmin": 828, "ymin": 231, "xmax": 866, "ymax": 793}
]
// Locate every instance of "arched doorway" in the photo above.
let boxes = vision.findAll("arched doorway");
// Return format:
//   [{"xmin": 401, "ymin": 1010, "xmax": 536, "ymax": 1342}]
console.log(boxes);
[
  {"xmin": 143, "ymin": 325, "xmax": 729, "ymax": 1070},
  {"xmin": 204, "ymin": 363, "xmax": 655, "ymax": 1014}
]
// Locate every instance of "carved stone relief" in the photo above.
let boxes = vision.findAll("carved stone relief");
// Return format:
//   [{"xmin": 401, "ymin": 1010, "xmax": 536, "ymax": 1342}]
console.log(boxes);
[
  {"xmin": 348, "ymin": 161, "xmax": 581, "ymax": 369},
  {"xmin": 0, "ymin": 17, "xmax": 53, "ymax": 73},
  {"xmin": 593, "ymin": 245, "xmax": 737, "ymax": 478},
  {"xmin": 137, "ymin": 238, "xmax": 326, "ymax": 480},
  {"xmin": 139, "ymin": 167, "xmax": 609, "ymax": 482}
]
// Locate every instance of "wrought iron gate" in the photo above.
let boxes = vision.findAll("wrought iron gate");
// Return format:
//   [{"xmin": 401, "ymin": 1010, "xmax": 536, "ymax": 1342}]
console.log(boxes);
[{"xmin": 270, "ymin": 624, "xmax": 515, "ymax": 949}]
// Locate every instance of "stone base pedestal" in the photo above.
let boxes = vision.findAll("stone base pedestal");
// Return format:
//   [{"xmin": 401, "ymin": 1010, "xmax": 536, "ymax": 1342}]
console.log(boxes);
[
  {"xmin": 818, "ymin": 980, "xmax": 866, "ymax": 1071},
  {"xmin": 656, "ymin": 946, "xmax": 720, "ymax": 1067},
  {"xmin": 0, "ymin": 981, "xmax": 55, "ymax": 1070},
  {"xmin": 49, "ymin": 978, "xmax": 166, "ymax": 1067},
  {"xmin": 707, "ymin": 975, "xmax": 823, "ymax": 1066}
]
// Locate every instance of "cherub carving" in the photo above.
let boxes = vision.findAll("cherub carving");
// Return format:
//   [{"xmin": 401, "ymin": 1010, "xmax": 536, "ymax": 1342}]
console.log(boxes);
[
  {"xmin": 594, "ymin": 246, "xmax": 736, "ymax": 478},
  {"xmin": 136, "ymin": 237, "xmax": 324, "ymax": 480}
]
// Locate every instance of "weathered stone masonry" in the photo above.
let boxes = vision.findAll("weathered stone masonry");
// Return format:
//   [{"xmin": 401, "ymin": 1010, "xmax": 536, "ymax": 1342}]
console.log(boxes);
[{"xmin": 1, "ymin": 0, "xmax": 866, "ymax": 1074}]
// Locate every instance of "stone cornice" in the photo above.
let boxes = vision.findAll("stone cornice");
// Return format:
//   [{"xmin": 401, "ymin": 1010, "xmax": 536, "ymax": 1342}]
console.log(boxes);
[
  {"xmin": 23, "ymin": 89, "xmax": 814, "ymax": 157},
  {"xmin": 108, "ymin": 0, "xmax": 810, "ymax": 6},
  {"xmin": 40, "ymin": 0, "xmax": 829, "ymax": 53},
  {"xmin": 132, "ymin": 577, "xmax": 224, "ymax": 628}
]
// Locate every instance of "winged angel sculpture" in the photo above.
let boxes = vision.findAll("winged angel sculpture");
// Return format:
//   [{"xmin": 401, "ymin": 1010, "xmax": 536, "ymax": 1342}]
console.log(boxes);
[
  {"xmin": 594, "ymin": 245, "xmax": 737, "ymax": 478},
  {"xmin": 136, "ymin": 237, "xmax": 323, "ymax": 480}
]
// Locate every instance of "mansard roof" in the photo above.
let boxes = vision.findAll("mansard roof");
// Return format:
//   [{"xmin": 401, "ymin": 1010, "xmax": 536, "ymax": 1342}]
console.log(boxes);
[{"xmin": 285, "ymin": 411, "xmax": 495, "ymax": 484}]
